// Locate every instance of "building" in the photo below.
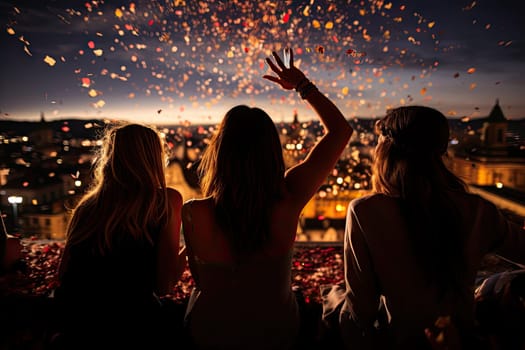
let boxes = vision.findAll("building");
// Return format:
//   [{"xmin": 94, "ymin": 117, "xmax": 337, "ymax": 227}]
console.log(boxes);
[{"xmin": 446, "ymin": 100, "xmax": 525, "ymax": 191}]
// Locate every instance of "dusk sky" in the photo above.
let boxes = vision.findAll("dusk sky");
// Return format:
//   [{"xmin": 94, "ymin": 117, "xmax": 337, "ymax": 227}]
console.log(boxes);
[{"xmin": 1, "ymin": 0, "xmax": 524, "ymax": 124}]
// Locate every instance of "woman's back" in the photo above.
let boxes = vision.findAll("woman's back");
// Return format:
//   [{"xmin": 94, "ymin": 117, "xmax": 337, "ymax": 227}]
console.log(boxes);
[
  {"xmin": 183, "ymin": 197, "xmax": 300, "ymax": 350},
  {"xmin": 54, "ymin": 227, "xmax": 166, "ymax": 349},
  {"xmin": 54, "ymin": 123, "xmax": 185, "ymax": 349},
  {"xmin": 56, "ymin": 229, "xmax": 160, "ymax": 305},
  {"xmin": 342, "ymin": 191, "xmax": 525, "ymax": 346}
]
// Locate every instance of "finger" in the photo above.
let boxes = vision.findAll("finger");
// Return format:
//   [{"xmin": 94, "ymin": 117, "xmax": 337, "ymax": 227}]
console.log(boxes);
[
  {"xmin": 289, "ymin": 48, "xmax": 294, "ymax": 67},
  {"xmin": 265, "ymin": 57, "xmax": 281, "ymax": 74},
  {"xmin": 283, "ymin": 48, "xmax": 290, "ymax": 68},
  {"xmin": 262, "ymin": 75, "xmax": 281, "ymax": 84},
  {"xmin": 272, "ymin": 51, "xmax": 286, "ymax": 70}
]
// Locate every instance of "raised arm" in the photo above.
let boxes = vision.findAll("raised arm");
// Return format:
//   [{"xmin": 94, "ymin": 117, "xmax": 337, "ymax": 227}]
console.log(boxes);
[{"xmin": 264, "ymin": 48, "xmax": 353, "ymax": 209}]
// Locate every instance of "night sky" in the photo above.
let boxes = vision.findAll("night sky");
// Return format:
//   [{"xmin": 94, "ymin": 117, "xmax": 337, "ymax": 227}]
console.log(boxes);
[{"xmin": 1, "ymin": 0, "xmax": 524, "ymax": 124}]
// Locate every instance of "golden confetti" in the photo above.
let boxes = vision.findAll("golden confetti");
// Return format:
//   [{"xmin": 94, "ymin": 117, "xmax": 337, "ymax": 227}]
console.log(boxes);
[
  {"xmin": 93, "ymin": 100, "xmax": 106, "ymax": 108},
  {"xmin": 44, "ymin": 55, "xmax": 56, "ymax": 66}
]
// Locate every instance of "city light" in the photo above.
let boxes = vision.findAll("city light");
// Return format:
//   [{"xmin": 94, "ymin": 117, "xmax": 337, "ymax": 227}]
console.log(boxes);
[
  {"xmin": 8, "ymin": 196, "xmax": 23, "ymax": 205},
  {"xmin": 8, "ymin": 195, "xmax": 23, "ymax": 231}
]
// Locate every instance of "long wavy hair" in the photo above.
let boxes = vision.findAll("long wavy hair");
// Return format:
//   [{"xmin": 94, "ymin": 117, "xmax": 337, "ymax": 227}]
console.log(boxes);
[
  {"xmin": 372, "ymin": 106, "xmax": 468, "ymax": 298},
  {"xmin": 198, "ymin": 105, "xmax": 285, "ymax": 260},
  {"xmin": 66, "ymin": 122, "xmax": 170, "ymax": 254}
]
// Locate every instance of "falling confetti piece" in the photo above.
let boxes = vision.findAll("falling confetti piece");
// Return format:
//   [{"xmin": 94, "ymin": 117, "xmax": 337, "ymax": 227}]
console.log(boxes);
[
  {"xmin": 93, "ymin": 100, "xmax": 105, "ymax": 108},
  {"xmin": 282, "ymin": 11, "xmax": 290, "ymax": 24},
  {"xmin": 454, "ymin": 72, "xmax": 460, "ymax": 78},
  {"xmin": 303, "ymin": 6, "xmax": 310, "ymax": 16},
  {"xmin": 43, "ymin": 55, "xmax": 56, "ymax": 66},
  {"xmin": 115, "ymin": 8, "xmax": 123, "ymax": 18},
  {"xmin": 88, "ymin": 41, "xmax": 95, "ymax": 49},
  {"xmin": 6, "ymin": 27, "xmax": 15, "ymax": 35},
  {"xmin": 467, "ymin": 67, "xmax": 476, "ymax": 74},
  {"xmin": 312, "ymin": 20, "xmax": 321, "ymax": 29},
  {"xmin": 23, "ymin": 46, "xmax": 32, "ymax": 56},
  {"xmin": 463, "ymin": 1, "xmax": 477, "ymax": 10}
]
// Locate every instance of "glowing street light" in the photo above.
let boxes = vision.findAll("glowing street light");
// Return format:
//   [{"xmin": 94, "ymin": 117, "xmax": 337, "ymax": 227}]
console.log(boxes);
[{"xmin": 7, "ymin": 196, "xmax": 23, "ymax": 230}]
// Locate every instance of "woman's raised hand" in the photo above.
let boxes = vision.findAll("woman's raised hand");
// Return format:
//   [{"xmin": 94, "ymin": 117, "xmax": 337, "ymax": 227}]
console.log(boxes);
[{"xmin": 263, "ymin": 48, "xmax": 307, "ymax": 90}]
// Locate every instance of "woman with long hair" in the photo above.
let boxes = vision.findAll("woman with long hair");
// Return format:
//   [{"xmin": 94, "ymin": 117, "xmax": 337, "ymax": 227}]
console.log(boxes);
[
  {"xmin": 55, "ymin": 122, "xmax": 185, "ymax": 348},
  {"xmin": 181, "ymin": 48, "xmax": 353, "ymax": 349},
  {"xmin": 322, "ymin": 106, "xmax": 525, "ymax": 349}
]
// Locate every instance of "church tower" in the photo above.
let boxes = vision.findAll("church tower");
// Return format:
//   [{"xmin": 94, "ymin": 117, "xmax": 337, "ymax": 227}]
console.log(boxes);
[{"xmin": 481, "ymin": 99, "xmax": 508, "ymax": 151}]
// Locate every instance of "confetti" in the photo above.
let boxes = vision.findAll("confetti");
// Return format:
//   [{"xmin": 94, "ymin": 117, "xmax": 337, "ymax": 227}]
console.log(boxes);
[
  {"xmin": 43, "ymin": 55, "xmax": 56, "ymax": 66},
  {"xmin": 1, "ymin": 0, "xmax": 513, "ymax": 116}
]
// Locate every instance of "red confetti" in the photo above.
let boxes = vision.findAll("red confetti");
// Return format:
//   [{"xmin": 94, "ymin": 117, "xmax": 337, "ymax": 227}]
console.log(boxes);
[{"xmin": 282, "ymin": 12, "xmax": 290, "ymax": 24}]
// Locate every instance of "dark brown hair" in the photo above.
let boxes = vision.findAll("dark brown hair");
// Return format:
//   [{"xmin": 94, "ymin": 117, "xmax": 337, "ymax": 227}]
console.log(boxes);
[
  {"xmin": 373, "ymin": 106, "xmax": 468, "ymax": 297},
  {"xmin": 198, "ymin": 105, "xmax": 285, "ymax": 259}
]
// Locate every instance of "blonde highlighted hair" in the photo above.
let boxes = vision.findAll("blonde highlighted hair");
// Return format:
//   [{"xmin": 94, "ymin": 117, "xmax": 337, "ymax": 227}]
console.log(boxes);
[{"xmin": 66, "ymin": 122, "xmax": 170, "ymax": 254}]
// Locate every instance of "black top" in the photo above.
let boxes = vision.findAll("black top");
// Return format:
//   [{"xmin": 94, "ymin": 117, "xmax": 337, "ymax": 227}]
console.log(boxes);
[{"xmin": 54, "ymin": 227, "xmax": 165, "ymax": 348}]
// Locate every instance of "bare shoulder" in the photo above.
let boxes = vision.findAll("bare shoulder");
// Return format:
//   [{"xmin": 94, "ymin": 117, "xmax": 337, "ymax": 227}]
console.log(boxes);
[
  {"xmin": 182, "ymin": 196, "xmax": 213, "ymax": 217},
  {"xmin": 166, "ymin": 187, "xmax": 183, "ymax": 210},
  {"xmin": 182, "ymin": 196, "xmax": 211, "ymax": 208},
  {"xmin": 350, "ymin": 193, "xmax": 396, "ymax": 211}
]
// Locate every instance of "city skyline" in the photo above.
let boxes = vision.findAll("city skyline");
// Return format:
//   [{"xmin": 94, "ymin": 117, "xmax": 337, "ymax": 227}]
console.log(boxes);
[{"xmin": 1, "ymin": 0, "xmax": 525, "ymax": 123}]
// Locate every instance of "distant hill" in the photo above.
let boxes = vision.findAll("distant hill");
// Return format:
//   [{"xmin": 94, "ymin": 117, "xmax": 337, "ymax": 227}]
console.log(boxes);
[
  {"xmin": 0, "ymin": 119, "xmax": 107, "ymax": 139},
  {"xmin": 1, "ymin": 116, "xmax": 523, "ymax": 141}
]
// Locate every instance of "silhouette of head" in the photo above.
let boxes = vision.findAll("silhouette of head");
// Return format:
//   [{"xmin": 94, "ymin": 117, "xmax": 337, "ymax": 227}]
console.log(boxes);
[
  {"xmin": 199, "ymin": 104, "xmax": 285, "ymax": 199},
  {"xmin": 97, "ymin": 123, "xmax": 167, "ymax": 192},
  {"xmin": 372, "ymin": 105, "xmax": 461, "ymax": 195},
  {"xmin": 376, "ymin": 105, "xmax": 449, "ymax": 156}
]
